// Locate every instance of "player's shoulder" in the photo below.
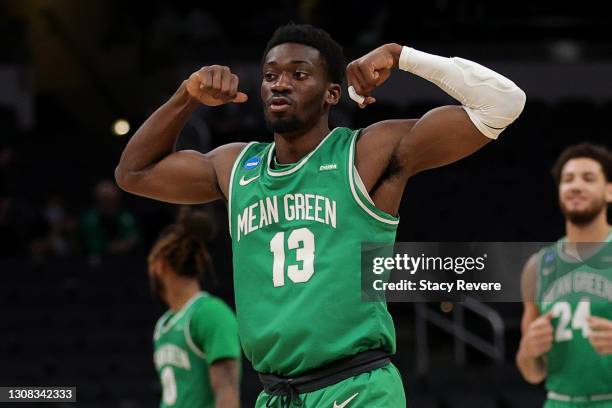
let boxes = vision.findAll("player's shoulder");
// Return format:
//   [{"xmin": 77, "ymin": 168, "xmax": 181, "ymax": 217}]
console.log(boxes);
[
  {"xmin": 522, "ymin": 244, "xmax": 559, "ymax": 285},
  {"xmin": 524, "ymin": 245, "xmax": 554, "ymax": 272},
  {"xmin": 189, "ymin": 294, "xmax": 237, "ymax": 337},
  {"xmin": 192, "ymin": 293, "xmax": 236, "ymax": 318},
  {"xmin": 211, "ymin": 142, "xmax": 260, "ymax": 185},
  {"xmin": 539, "ymin": 245, "xmax": 558, "ymax": 265},
  {"xmin": 209, "ymin": 142, "xmax": 250, "ymax": 161},
  {"xmin": 522, "ymin": 252, "xmax": 541, "ymax": 278},
  {"xmin": 333, "ymin": 126, "xmax": 359, "ymax": 136},
  {"xmin": 227, "ymin": 139, "xmax": 274, "ymax": 161}
]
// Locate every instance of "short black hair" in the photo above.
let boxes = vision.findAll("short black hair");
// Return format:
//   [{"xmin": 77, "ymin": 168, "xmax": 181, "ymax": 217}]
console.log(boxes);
[
  {"xmin": 262, "ymin": 23, "xmax": 346, "ymax": 85},
  {"xmin": 552, "ymin": 142, "xmax": 612, "ymax": 184}
]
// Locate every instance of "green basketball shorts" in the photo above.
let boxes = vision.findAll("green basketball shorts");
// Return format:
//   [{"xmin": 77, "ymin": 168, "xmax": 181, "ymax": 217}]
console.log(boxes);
[{"xmin": 255, "ymin": 363, "xmax": 406, "ymax": 408}]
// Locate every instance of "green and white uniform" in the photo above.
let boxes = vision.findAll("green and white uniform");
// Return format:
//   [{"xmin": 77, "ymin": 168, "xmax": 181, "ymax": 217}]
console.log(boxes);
[
  {"xmin": 536, "ymin": 232, "xmax": 612, "ymax": 407},
  {"xmin": 153, "ymin": 292, "xmax": 241, "ymax": 408},
  {"xmin": 229, "ymin": 127, "xmax": 405, "ymax": 406}
]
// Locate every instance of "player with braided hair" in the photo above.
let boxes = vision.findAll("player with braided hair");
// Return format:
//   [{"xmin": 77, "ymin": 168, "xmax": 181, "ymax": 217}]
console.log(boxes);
[{"xmin": 148, "ymin": 207, "xmax": 241, "ymax": 408}]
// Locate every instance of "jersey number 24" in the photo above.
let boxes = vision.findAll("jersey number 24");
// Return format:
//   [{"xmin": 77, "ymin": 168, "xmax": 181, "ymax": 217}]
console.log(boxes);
[{"xmin": 551, "ymin": 299, "xmax": 590, "ymax": 342}]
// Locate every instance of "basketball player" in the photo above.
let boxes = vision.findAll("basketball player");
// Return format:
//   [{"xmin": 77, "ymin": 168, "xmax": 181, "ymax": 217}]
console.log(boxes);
[
  {"xmin": 149, "ymin": 208, "xmax": 241, "ymax": 408},
  {"xmin": 517, "ymin": 143, "xmax": 612, "ymax": 407},
  {"xmin": 116, "ymin": 23, "xmax": 525, "ymax": 407}
]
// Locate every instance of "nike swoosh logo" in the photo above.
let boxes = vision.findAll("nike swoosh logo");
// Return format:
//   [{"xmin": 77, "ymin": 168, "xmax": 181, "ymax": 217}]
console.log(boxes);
[
  {"xmin": 239, "ymin": 175, "xmax": 260, "ymax": 186},
  {"xmin": 333, "ymin": 392, "xmax": 359, "ymax": 408}
]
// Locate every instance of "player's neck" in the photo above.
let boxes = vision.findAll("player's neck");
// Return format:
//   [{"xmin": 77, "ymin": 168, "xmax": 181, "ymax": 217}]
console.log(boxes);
[
  {"xmin": 273, "ymin": 119, "xmax": 330, "ymax": 164},
  {"xmin": 165, "ymin": 280, "xmax": 201, "ymax": 312},
  {"xmin": 565, "ymin": 211, "xmax": 610, "ymax": 243}
]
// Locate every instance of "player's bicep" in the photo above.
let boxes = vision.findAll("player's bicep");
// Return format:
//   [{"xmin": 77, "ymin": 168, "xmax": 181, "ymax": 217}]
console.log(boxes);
[
  {"xmin": 117, "ymin": 143, "xmax": 246, "ymax": 205},
  {"xmin": 118, "ymin": 149, "xmax": 221, "ymax": 204},
  {"xmin": 396, "ymin": 105, "xmax": 490, "ymax": 176}
]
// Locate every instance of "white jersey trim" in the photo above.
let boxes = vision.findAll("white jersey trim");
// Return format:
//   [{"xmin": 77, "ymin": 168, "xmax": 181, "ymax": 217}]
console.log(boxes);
[
  {"xmin": 266, "ymin": 127, "xmax": 339, "ymax": 177},
  {"xmin": 153, "ymin": 310, "xmax": 172, "ymax": 341},
  {"xmin": 348, "ymin": 131, "xmax": 399, "ymax": 225},
  {"xmin": 155, "ymin": 292, "xmax": 207, "ymax": 337},
  {"xmin": 228, "ymin": 142, "xmax": 256, "ymax": 238},
  {"xmin": 548, "ymin": 391, "xmax": 612, "ymax": 402},
  {"xmin": 184, "ymin": 311, "xmax": 207, "ymax": 360},
  {"xmin": 353, "ymin": 165, "xmax": 375, "ymax": 206}
]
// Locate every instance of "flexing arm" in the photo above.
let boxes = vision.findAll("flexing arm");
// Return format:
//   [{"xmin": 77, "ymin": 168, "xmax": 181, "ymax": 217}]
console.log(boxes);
[
  {"xmin": 516, "ymin": 254, "xmax": 552, "ymax": 384},
  {"xmin": 115, "ymin": 66, "xmax": 248, "ymax": 204},
  {"xmin": 347, "ymin": 44, "xmax": 525, "ymax": 213},
  {"xmin": 209, "ymin": 358, "xmax": 240, "ymax": 408}
]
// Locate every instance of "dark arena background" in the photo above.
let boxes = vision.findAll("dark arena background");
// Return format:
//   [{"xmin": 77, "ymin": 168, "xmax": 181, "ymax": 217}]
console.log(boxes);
[{"xmin": 1, "ymin": 1, "xmax": 611, "ymax": 407}]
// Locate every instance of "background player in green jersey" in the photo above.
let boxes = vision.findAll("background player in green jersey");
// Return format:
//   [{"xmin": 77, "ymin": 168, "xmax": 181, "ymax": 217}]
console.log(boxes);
[
  {"xmin": 116, "ymin": 23, "xmax": 525, "ymax": 407},
  {"xmin": 148, "ymin": 207, "xmax": 241, "ymax": 408},
  {"xmin": 517, "ymin": 143, "xmax": 612, "ymax": 407}
]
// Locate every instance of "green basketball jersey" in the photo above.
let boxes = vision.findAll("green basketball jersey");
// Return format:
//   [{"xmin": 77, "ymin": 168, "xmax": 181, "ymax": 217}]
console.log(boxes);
[
  {"xmin": 228, "ymin": 127, "xmax": 399, "ymax": 376},
  {"xmin": 536, "ymin": 232, "xmax": 612, "ymax": 397},
  {"xmin": 153, "ymin": 292, "xmax": 241, "ymax": 408}
]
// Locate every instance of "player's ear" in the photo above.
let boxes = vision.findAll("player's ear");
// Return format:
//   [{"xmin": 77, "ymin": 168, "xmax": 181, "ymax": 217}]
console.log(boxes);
[
  {"xmin": 157, "ymin": 258, "xmax": 172, "ymax": 276},
  {"xmin": 325, "ymin": 83, "xmax": 341, "ymax": 106},
  {"xmin": 605, "ymin": 182, "xmax": 612, "ymax": 203},
  {"xmin": 148, "ymin": 259, "xmax": 159, "ymax": 276}
]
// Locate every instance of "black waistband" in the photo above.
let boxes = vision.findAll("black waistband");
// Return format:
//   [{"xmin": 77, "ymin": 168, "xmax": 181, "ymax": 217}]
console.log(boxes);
[{"xmin": 258, "ymin": 349, "xmax": 392, "ymax": 407}]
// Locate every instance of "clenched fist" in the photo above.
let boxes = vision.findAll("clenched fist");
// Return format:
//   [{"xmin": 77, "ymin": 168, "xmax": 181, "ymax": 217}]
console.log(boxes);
[
  {"xmin": 519, "ymin": 311, "xmax": 554, "ymax": 358},
  {"xmin": 185, "ymin": 65, "xmax": 248, "ymax": 106},
  {"xmin": 346, "ymin": 43, "xmax": 402, "ymax": 108}
]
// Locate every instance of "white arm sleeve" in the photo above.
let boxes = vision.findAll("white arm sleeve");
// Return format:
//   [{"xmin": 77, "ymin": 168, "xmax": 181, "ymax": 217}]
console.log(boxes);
[{"xmin": 399, "ymin": 46, "xmax": 526, "ymax": 139}]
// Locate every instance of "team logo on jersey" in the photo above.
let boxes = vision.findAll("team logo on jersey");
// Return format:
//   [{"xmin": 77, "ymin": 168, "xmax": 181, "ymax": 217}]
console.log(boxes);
[
  {"xmin": 244, "ymin": 156, "xmax": 262, "ymax": 170},
  {"xmin": 319, "ymin": 163, "xmax": 337, "ymax": 171}
]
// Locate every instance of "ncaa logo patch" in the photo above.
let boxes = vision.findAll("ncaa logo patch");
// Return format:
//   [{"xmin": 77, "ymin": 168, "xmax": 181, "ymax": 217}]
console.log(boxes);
[{"xmin": 244, "ymin": 156, "xmax": 261, "ymax": 170}]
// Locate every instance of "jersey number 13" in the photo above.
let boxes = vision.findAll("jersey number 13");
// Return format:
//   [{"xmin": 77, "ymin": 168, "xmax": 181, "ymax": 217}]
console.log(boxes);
[{"xmin": 269, "ymin": 227, "xmax": 315, "ymax": 287}]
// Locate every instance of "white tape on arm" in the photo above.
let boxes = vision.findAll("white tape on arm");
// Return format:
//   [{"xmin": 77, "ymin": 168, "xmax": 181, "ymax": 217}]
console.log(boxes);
[
  {"xmin": 398, "ymin": 46, "xmax": 526, "ymax": 139},
  {"xmin": 348, "ymin": 85, "xmax": 365, "ymax": 105}
]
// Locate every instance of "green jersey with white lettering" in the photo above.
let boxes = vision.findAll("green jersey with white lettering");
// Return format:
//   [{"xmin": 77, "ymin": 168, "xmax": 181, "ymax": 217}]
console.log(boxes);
[
  {"xmin": 536, "ymin": 232, "xmax": 612, "ymax": 398},
  {"xmin": 228, "ymin": 127, "xmax": 399, "ymax": 376},
  {"xmin": 153, "ymin": 292, "xmax": 241, "ymax": 408}
]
